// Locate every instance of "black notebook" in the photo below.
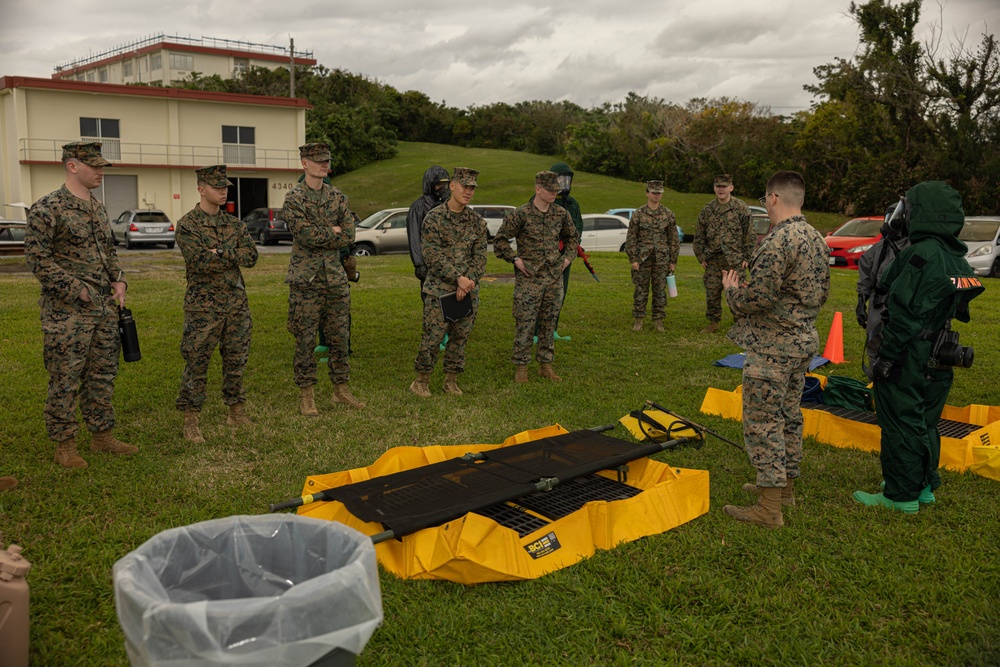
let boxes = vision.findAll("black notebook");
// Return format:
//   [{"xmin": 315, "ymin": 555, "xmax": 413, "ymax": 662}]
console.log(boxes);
[{"xmin": 439, "ymin": 292, "xmax": 473, "ymax": 322}]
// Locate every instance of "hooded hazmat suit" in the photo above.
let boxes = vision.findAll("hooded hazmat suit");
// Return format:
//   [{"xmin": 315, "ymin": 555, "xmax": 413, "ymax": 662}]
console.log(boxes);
[
  {"xmin": 873, "ymin": 181, "xmax": 984, "ymax": 502},
  {"xmin": 407, "ymin": 166, "xmax": 451, "ymax": 283}
]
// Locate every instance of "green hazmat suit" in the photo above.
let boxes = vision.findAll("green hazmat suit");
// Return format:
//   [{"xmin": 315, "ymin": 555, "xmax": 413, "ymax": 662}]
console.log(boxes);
[{"xmin": 874, "ymin": 181, "xmax": 985, "ymax": 502}]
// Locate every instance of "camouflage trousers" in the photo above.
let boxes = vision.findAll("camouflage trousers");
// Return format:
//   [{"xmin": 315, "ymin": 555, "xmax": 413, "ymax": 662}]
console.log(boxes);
[
  {"xmin": 631, "ymin": 254, "xmax": 670, "ymax": 320},
  {"xmin": 513, "ymin": 274, "xmax": 563, "ymax": 365},
  {"xmin": 703, "ymin": 257, "xmax": 738, "ymax": 323},
  {"xmin": 175, "ymin": 300, "xmax": 252, "ymax": 411},
  {"xmin": 741, "ymin": 351, "xmax": 811, "ymax": 487},
  {"xmin": 288, "ymin": 282, "xmax": 350, "ymax": 387},
  {"xmin": 40, "ymin": 295, "xmax": 120, "ymax": 442},
  {"xmin": 415, "ymin": 293, "xmax": 479, "ymax": 374}
]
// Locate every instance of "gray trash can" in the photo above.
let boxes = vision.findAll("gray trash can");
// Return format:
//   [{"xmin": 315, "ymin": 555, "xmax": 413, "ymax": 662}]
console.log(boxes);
[{"xmin": 113, "ymin": 515, "xmax": 382, "ymax": 667}]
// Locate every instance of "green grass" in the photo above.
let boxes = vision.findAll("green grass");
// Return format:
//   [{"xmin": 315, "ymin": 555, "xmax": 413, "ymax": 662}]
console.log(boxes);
[
  {"xmin": 1, "ymin": 245, "xmax": 997, "ymax": 666},
  {"xmin": 336, "ymin": 142, "xmax": 850, "ymax": 234}
]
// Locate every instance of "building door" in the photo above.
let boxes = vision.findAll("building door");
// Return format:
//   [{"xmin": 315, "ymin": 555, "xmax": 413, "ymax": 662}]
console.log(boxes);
[
  {"xmin": 227, "ymin": 178, "xmax": 268, "ymax": 219},
  {"xmin": 97, "ymin": 175, "xmax": 138, "ymax": 221}
]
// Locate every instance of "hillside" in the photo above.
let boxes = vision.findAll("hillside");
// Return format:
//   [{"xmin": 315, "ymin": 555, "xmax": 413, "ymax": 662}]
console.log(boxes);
[{"xmin": 332, "ymin": 142, "xmax": 851, "ymax": 233}]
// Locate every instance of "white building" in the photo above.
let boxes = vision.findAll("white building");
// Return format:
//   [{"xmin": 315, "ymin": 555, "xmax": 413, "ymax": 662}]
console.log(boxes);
[{"xmin": 1, "ymin": 75, "xmax": 310, "ymax": 222}]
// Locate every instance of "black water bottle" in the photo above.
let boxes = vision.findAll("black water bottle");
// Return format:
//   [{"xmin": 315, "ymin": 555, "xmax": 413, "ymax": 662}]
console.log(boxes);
[{"xmin": 118, "ymin": 306, "xmax": 141, "ymax": 362}]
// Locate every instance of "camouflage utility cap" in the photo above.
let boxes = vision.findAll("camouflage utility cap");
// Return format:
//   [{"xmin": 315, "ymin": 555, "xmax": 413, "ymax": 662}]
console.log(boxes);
[
  {"xmin": 536, "ymin": 171, "xmax": 561, "ymax": 192},
  {"xmin": 714, "ymin": 174, "xmax": 733, "ymax": 186},
  {"xmin": 646, "ymin": 180, "xmax": 665, "ymax": 194},
  {"xmin": 299, "ymin": 143, "xmax": 332, "ymax": 162},
  {"xmin": 453, "ymin": 167, "xmax": 479, "ymax": 187},
  {"xmin": 196, "ymin": 165, "xmax": 233, "ymax": 188},
  {"xmin": 63, "ymin": 141, "xmax": 112, "ymax": 167}
]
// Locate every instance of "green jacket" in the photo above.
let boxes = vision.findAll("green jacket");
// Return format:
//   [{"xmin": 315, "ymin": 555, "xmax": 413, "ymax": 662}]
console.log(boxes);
[{"xmin": 878, "ymin": 182, "xmax": 985, "ymax": 363}]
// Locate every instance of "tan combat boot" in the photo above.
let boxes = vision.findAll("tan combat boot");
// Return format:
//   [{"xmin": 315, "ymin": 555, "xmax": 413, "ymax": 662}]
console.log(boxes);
[
  {"xmin": 539, "ymin": 363, "xmax": 563, "ymax": 382},
  {"xmin": 632, "ymin": 318, "xmax": 643, "ymax": 331},
  {"xmin": 700, "ymin": 321, "xmax": 720, "ymax": 333},
  {"xmin": 91, "ymin": 430, "xmax": 138, "ymax": 455},
  {"xmin": 443, "ymin": 373, "xmax": 463, "ymax": 395},
  {"xmin": 332, "ymin": 384, "xmax": 366, "ymax": 409},
  {"xmin": 183, "ymin": 410, "xmax": 206, "ymax": 443},
  {"xmin": 54, "ymin": 436, "xmax": 87, "ymax": 468},
  {"xmin": 654, "ymin": 319, "xmax": 665, "ymax": 332},
  {"xmin": 742, "ymin": 478, "xmax": 795, "ymax": 506},
  {"xmin": 227, "ymin": 402, "xmax": 251, "ymax": 426},
  {"xmin": 514, "ymin": 365, "xmax": 529, "ymax": 383},
  {"xmin": 300, "ymin": 386, "xmax": 319, "ymax": 416},
  {"xmin": 409, "ymin": 372, "xmax": 431, "ymax": 398},
  {"xmin": 723, "ymin": 486, "xmax": 783, "ymax": 529},
  {"xmin": 0, "ymin": 476, "xmax": 18, "ymax": 491}
]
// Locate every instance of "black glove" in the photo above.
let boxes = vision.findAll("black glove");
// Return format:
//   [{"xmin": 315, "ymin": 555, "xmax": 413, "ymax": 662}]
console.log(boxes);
[
  {"xmin": 414, "ymin": 264, "xmax": 428, "ymax": 281},
  {"xmin": 856, "ymin": 294, "xmax": 868, "ymax": 329},
  {"xmin": 872, "ymin": 356, "xmax": 901, "ymax": 383}
]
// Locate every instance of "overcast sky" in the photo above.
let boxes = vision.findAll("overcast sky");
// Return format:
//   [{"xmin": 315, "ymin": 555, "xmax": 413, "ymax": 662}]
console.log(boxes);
[{"xmin": 2, "ymin": 0, "xmax": 997, "ymax": 113}]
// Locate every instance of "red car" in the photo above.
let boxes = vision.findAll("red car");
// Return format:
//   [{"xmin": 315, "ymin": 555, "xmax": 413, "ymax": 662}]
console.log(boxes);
[{"xmin": 825, "ymin": 216, "xmax": 883, "ymax": 269}]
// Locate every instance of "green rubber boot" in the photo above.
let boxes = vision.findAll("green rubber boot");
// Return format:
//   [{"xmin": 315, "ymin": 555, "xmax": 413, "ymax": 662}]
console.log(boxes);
[
  {"xmin": 880, "ymin": 480, "xmax": 935, "ymax": 504},
  {"xmin": 314, "ymin": 345, "xmax": 329, "ymax": 354},
  {"xmin": 554, "ymin": 331, "xmax": 572, "ymax": 341},
  {"xmin": 439, "ymin": 333, "xmax": 449, "ymax": 352},
  {"xmin": 852, "ymin": 490, "xmax": 919, "ymax": 514}
]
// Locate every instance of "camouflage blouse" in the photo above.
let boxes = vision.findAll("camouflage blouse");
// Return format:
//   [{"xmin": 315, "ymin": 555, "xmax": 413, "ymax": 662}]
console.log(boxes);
[
  {"xmin": 176, "ymin": 205, "xmax": 258, "ymax": 312},
  {"xmin": 493, "ymin": 202, "xmax": 578, "ymax": 284},
  {"xmin": 283, "ymin": 182, "xmax": 355, "ymax": 287},
  {"xmin": 625, "ymin": 204, "xmax": 680, "ymax": 266},
  {"xmin": 421, "ymin": 204, "xmax": 488, "ymax": 298}
]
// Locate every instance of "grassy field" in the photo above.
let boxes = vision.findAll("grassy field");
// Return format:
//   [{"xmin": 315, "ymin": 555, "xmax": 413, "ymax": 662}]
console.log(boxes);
[
  {"xmin": 0, "ymin": 240, "xmax": 997, "ymax": 665},
  {"xmin": 334, "ymin": 141, "xmax": 851, "ymax": 234}
]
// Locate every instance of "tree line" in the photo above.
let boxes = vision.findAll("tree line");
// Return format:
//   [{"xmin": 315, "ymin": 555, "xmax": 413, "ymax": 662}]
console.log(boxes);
[{"xmin": 179, "ymin": 0, "xmax": 998, "ymax": 215}]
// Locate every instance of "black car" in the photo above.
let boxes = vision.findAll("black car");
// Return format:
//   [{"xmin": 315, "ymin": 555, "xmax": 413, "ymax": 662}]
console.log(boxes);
[{"xmin": 244, "ymin": 208, "xmax": 292, "ymax": 245}]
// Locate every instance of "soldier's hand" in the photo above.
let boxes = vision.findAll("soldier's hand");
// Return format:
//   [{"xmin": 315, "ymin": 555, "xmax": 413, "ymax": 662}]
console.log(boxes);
[
  {"xmin": 631, "ymin": 262, "xmax": 640, "ymax": 271},
  {"xmin": 872, "ymin": 356, "xmax": 900, "ymax": 383},
  {"xmin": 856, "ymin": 294, "xmax": 868, "ymax": 329},
  {"xmin": 701, "ymin": 260, "xmax": 708, "ymax": 269},
  {"xmin": 721, "ymin": 269, "xmax": 741, "ymax": 290},
  {"xmin": 342, "ymin": 255, "xmax": 357, "ymax": 275},
  {"xmin": 456, "ymin": 276, "xmax": 475, "ymax": 301},
  {"xmin": 79, "ymin": 285, "xmax": 92, "ymax": 303},
  {"xmin": 562, "ymin": 256, "xmax": 572, "ymax": 271},
  {"xmin": 514, "ymin": 257, "xmax": 531, "ymax": 277},
  {"xmin": 414, "ymin": 265, "xmax": 428, "ymax": 281},
  {"xmin": 112, "ymin": 281, "xmax": 127, "ymax": 308}
]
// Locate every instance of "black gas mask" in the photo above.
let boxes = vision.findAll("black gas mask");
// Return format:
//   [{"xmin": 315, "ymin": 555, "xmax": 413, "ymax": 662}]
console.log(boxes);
[
  {"xmin": 556, "ymin": 174, "xmax": 572, "ymax": 197},
  {"xmin": 882, "ymin": 197, "xmax": 910, "ymax": 240},
  {"xmin": 434, "ymin": 180, "xmax": 450, "ymax": 204}
]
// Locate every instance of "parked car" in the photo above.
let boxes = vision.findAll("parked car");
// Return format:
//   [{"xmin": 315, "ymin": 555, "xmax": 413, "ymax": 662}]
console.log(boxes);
[
  {"xmin": 604, "ymin": 208, "xmax": 684, "ymax": 242},
  {"xmin": 961, "ymin": 216, "xmax": 1000, "ymax": 277},
  {"xmin": 470, "ymin": 205, "xmax": 515, "ymax": 239},
  {"xmin": 244, "ymin": 207, "xmax": 292, "ymax": 245},
  {"xmin": 352, "ymin": 208, "xmax": 409, "ymax": 256},
  {"xmin": 751, "ymin": 213, "xmax": 772, "ymax": 244},
  {"xmin": 580, "ymin": 214, "xmax": 629, "ymax": 252},
  {"xmin": 0, "ymin": 219, "xmax": 26, "ymax": 256},
  {"xmin": 111, "ymin": 209, "xmax": 175, "ymax": 249},
  {"xmin": 825, "ymin": 216, "xmax": 883, "ymax": 269}
]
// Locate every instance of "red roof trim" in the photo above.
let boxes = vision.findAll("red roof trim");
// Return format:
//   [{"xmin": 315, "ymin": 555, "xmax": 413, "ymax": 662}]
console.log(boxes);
[
  {"xmin": 51, "ymin": 40, "xmax": 315, "ymax": 80},
  {"xmin": 0, "ymin": 76, "xmax": 310, "ymax": 108},
  {"xmin": 20, "ymin": 159, "xmax": 303, "ymax": 173}
]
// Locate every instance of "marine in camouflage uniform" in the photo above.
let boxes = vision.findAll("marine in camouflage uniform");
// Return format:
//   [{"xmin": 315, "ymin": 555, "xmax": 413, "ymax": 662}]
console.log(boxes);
[
  {"xmin": 284, "ymin": 143, "xmax": 364, "ymax": 413},
  {"xmin": 25, "ymin": 141, "xmax": 138, "ymax": 468},
  {"xmin": 494, "ymin": 171, "xmax": 578, "ymax": 382},
  {"xmin": 694, "ymin": 174, "xmax": 755, "ymax": 332},
  {"xmin": 175, "ymin": 165, "xmax": 258, "ymax": 442},
  {"xmin": 410, "ymin": 168, "xmax": 488, "ymax": 397},
  {"xmin": 624, "ymin": 180, "xmax": 679, "ymax": 331},
  {"xmin": 722, "ymin": 171, "xmax": 830, "ymax": 528}
]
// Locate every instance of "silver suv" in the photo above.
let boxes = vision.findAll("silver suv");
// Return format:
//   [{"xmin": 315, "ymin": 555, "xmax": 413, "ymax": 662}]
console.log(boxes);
[{"xmin": 111, "ymin": 209, "xmax": 175, "ymax": 249}]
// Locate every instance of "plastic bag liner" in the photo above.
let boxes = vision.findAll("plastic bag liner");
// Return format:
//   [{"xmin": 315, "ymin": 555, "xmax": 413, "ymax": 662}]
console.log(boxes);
[{"xmin": 112, "ymin": 515, "xmax": 382, "ymax": 667}]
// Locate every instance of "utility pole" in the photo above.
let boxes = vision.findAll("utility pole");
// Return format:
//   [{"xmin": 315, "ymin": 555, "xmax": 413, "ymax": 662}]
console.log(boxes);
[{"xmin": 289, "ymin": 37, "xmax": 295, "ymax": 98}]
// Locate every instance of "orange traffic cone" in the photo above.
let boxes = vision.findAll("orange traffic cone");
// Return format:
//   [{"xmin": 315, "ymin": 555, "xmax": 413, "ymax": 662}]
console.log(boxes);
[{"xmin": 822, "ymin": 311, "xmax": 846, "ymax": 363}]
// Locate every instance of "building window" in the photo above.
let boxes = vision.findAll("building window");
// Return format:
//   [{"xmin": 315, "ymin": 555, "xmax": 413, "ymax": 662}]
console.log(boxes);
[
  {"xmin": 123, "ymin": 61, "xmax": 133, "ymax": 77},
  {"xmin": 80, "ymin": 117, "xmax": 121, "ymax": 160},
  {"xmin": 86, "ymin": 70, "xmax": 96, "ymax": 82},
  {"xmin": 169, "ymin": 53, "xmax": 194, "ymax": 70},
  {"xmin": 98, "ymin": 68, "xmax": 108, "ymax": 83},
  {"xmin": 233, "ymin": 58, "xmax": 249, "ymax": 77},
  {"xmin": 150, "ymin": 53, "xmax": 161, "ymax": 71},
  {"xmin": 222, "ymin": 125, "xmax": 256, "ymax": 165}
]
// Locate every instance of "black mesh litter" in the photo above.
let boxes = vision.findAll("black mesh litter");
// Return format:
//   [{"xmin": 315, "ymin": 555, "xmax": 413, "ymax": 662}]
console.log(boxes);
[
  {"xmin": 474, "ymin": 504, "xmax": 549, "ymax": 538},
  {"xmin": 513, "ymin": 474, "xmax": 642, "ymax": 521},
  {"xmin": 802, "ymin": 403, "xmax": 981, "ymax": 438},
  {"xmin": 324, "ymin": 430, "xmax": 655, "ymax": 537}
]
